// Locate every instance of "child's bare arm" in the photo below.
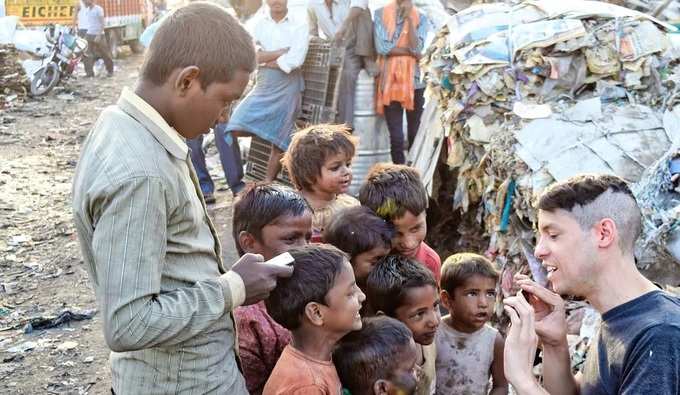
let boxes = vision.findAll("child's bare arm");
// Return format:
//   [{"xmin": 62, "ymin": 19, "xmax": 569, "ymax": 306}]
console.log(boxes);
[{"xmin": 490, "ymin": 332, "xmax": 509, "ymax": 395}]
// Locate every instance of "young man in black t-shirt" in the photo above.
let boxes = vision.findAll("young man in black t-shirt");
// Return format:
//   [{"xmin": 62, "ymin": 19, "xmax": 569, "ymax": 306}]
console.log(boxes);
[{"xmin": 502, "ymin": 174, "xmax": 680, "ymax": 395}]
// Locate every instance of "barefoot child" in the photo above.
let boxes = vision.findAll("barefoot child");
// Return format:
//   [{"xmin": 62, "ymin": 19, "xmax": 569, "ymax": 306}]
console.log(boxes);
[
  {"xmin": 436, "ymin": 253, "xmax": 508, "ymax": 395},
  {"xmin": 282, "ymin": 124, "xmax": 360, "ymax": 242},
  {"xmin": 264, "ymin": 244, "xmax": 366, "ymax": 394},
  {"xmin": 324, "ymin": 205, "xmax": 393, "ymax": 292},
  {"xmin": 358, "ymin": 164, "xmax": 441, "ymax": 282},
  {"xmin": 334, "ymin": 316, "xmax": 419, "ymax": 395},
  {"xmin": 232, "ymin": 183, "xmax": 313, "ymax": 394},
  {"xmin": 366, "ymin": 255, "xmax": 441, "ymax": 395}
]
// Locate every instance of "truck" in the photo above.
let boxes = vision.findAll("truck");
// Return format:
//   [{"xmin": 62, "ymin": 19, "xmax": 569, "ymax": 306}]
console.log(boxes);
[{"xmin": 3, "ymin": 0, "xmax": 150, "ymax": 55}]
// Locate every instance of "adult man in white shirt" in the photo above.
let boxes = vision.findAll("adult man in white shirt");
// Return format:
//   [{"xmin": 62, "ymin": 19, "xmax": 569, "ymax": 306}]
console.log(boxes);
[
  {"xmin": 79, "ymin": 0, "xmax": 114, "ymax": 77},
  {"xmin": 308, "ymin": 0, "xmax": 374, "ymax": 127},
  {"xmin": 225, "ymin": 0, "xmax": 309, "ymax": 182}
]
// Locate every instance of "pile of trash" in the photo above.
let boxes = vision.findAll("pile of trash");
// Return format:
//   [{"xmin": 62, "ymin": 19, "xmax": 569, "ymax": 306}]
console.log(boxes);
[
  {"xmin": 0, "ymin": 44, "xmax": 30, "ymax": 108},
  {"xmin": 419, "ymin": 0, "xmax": 680, "ymax": 284}
]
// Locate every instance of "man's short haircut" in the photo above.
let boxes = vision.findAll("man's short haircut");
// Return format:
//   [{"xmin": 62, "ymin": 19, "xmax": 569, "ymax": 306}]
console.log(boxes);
[
  {"xmin": 440, "ymin": 253, "xmax": 498, "ymax": 295},
  {"xmin": 366, "ymin": 255, "xmax": 437, "ymax": 317},
  {"xmin": 323, "ymin": 206, "xmax": 394, "ymax": 259},
  {"xmin": 282, "ymin": 124, "xmax": 357, "ymax": 191},
  {"xmin": 141, "ymin": 2, "xmax": 256, "ymax": 88},
  {"xmin": 266, "ymin": 244, "xmax": 348, "ymax": 330},
  {"xmin": 537, "ymin": 174, "xmax": 642, "ymax": 253},
  {"xmin": 333, "ymin": 316, "xmax": 413, "ymax": 395},
  {"xmin": 358, "ymin": 164, "xmax": 428, "ymax": 221},
  {"xmin": 232, "ymin": 182, "xmax": 311, "ymax": 255}
]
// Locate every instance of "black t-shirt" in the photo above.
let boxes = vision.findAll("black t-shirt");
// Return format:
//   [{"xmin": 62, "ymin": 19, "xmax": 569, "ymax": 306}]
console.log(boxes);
[{"xmin": 581, "ymin": 290, "xmax": 680, "ymax": 395}]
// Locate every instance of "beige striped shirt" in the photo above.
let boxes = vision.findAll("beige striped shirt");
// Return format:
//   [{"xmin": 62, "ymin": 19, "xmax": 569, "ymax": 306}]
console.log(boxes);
[{"xmin": 72, "ymin": 88, "xmax": 248, "ymax": 394}]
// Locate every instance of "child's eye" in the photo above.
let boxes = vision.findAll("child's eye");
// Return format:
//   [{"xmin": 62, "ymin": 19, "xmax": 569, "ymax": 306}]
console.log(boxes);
[
  {"xmin": 549, "ymin": 234, "xmax": 558, "ymax": 240},
  {"xmin": 467, "ymin": 291, "xmax": 477, "ymax": 297},
  {"xmin": 486, "ymin": 291, "xmax": 496, "ymax": 298}
]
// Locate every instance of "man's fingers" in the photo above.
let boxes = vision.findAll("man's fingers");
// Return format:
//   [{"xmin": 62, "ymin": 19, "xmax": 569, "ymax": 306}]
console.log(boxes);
[
  {"xmin": 504, "ymin": 305, "xmax": 520, "ymax": 327},
  {"xmin": 518, "ymin": 281, "xmax": 564, "ymax": 309},
  {"xmin": 263, "ymin": 263, "xmax": 294, "ymax": 278},
  {"xmin": 517, "ymin": 291, "xmax": 536, "ymax": 341}
]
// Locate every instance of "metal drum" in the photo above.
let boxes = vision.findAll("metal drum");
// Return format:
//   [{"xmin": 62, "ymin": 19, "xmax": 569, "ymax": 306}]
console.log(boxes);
[{"xmin": 348, "ymin": 70, "xmax": 391, "ymax": 196}]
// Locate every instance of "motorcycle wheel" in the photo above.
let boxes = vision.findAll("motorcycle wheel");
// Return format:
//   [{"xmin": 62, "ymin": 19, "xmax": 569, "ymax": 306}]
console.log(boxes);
[{"xmin": 30, "ymin": 62, "xmax": 61, "ymax": 96}]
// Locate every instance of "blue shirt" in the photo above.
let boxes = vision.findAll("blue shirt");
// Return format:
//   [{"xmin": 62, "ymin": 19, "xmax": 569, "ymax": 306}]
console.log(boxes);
[
  {"xmin": 373, "ymin": 7, "xmax": 428, "ymax": 89},
  {"xmin": 581, "ymin": 290, "xmax": 680, "ymax": 395}
]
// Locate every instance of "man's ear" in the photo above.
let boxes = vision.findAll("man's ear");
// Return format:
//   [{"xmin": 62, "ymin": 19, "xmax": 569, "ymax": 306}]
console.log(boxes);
[
  {"xmin": 173, "ymin": 66, "xmax": 201, "ymax": 96},
  {"xmin": 304, "ymin": 302, "xmax": 325, "ymax": 326},
  {"xmin": 594, "ymin": 218, "xmax": 617, "ymax": 249},
  {"xmin": 373, "ymin": 379, "xmax": 390, "ymax": 395},
  {"xmin": 238, "ymin": 231, "xmax": 258, "ymax": 254}
]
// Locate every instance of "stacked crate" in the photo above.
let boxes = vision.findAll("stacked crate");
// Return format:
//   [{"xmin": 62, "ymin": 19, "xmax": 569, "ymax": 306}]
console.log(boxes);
[{"xmin": 246, "ymin": 38, "xmax": 344, "ymax": 185}]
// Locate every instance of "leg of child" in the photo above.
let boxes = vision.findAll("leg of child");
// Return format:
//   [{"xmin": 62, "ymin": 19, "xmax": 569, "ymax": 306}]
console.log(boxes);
[{"xmin": 265, "ymin": 146, "xmax": 283, "ymax": 183}]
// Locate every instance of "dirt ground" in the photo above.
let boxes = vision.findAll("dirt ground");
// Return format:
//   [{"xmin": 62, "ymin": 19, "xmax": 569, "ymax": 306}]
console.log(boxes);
[{"xmin": 0, "ymin": 52, "xmax": 240, "ymax": 394}]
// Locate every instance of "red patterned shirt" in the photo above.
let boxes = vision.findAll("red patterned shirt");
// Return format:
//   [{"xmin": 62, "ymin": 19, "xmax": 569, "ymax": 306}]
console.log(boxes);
[{"xmin": 235, "ymin": 301, "xmax": 291, "ymax": 394}]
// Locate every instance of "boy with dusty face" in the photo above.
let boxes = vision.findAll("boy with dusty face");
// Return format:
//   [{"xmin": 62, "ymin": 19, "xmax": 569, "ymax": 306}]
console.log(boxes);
[
  {"xmin": 324, "ymin": 205, "xmax": 394, "ymax": 291},
  {"xmin": 437, "ymin": 253, "xmax": 508, "ymax": 395},
  {"xmin": 264, "ymin": 244, "xmax": 366, "ymax": 394},
  {"xmin": 334, "ymin": 316, "xmax": 419, "ymax": 395},
  {"xmin": 366, "ymin": 255, "xmax": 441, "ymax": 395},
  {"xmin": 232, "ymin": 183, "xmax": 313, "ymax": 394},
  {"xmin": 359, "ymin": 164, "xmax": 442, "ymax": 283}
]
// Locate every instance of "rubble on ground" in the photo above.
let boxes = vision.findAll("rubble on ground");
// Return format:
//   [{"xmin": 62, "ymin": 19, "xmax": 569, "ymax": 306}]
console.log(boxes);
[{"xmin": 0, "ymin": 44, "xmax": 30, "ymax": 109}]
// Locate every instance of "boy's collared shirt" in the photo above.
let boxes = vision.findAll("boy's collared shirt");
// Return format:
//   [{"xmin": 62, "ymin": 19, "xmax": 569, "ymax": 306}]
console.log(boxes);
[
  {"xmin": 263, "ymin": 344, "xmax": 342, "ymax": 395},
  {"xmin": 72, "ymin": 88, "xmax": 247, "ymax": 394},
  {"xmin": 246, "ymin": 10, "xmax": 309, "ymax": 73},
  {"xmin": 414, "ymin": 242, "xmax": 441, "ymax": 283}
]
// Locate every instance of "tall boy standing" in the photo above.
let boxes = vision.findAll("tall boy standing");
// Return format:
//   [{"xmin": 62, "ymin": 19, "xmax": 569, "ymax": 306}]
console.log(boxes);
[
  {"xmin": 503, "ymin": 174, "xmax": 680, "ymax": 395},
  {"xmin": 359, "ymin": 163, "xmax": 441, "ymax": 282},
  {"xmin": 71, "ymin": 4, "xmax": 293, "ymax": 393}
]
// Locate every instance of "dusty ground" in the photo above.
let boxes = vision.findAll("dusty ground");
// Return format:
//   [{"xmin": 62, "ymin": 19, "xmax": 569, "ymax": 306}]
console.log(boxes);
[{"xmin": 0, "ymin": 52, "xmax": 240, "ymax": 394}]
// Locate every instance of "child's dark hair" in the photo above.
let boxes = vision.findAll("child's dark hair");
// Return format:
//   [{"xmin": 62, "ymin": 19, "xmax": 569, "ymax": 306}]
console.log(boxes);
[
  {"xmin": 333, "ymin": 316, "xmax": 414, "ymax": 395},
  {"xmin": 141, "ymin": 2, "xmax": 256, "ymax": 88},
  {"xmin": 323, "ymin": 206, "xmax": 393, "ymax": 259},
  {"xmin": 440, "ymin": 253, "xmax": 499, "ymax": 295},
  {"xmin": 366, "ymin": 255, "xmax": 437, "ymax": 316},
  {"xmin": 232, "ymin": 182, "xmax": 311, "ymax": 255},
  {"xmin": 358, "ymin": 163, "xmax": 428, "ymax": 221},
  {"xmin": 282, "ymin": 124, "xmax": 357, "ymax": 191},
  {"xmin": 266, "ymin": 244, "xmax": 348, "ymax": 330}
]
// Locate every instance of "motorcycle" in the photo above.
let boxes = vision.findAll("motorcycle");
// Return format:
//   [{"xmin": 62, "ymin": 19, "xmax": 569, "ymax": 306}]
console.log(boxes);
[{"xmin": 30, "ymin": 25, "xmax": 88, "ymax": 96}]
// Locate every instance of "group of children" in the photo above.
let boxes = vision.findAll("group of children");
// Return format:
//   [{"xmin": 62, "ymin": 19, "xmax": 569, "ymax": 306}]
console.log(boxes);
[{"xmin": 230, "ymin": 124, "xmax": 509, "ymax": 395}]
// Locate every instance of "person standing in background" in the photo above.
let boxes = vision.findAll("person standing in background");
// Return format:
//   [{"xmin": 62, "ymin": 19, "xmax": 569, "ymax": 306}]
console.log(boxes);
[
  {"xmin": 79, "ymin": 0, "xmax": 114, "ymax": 77},
  {"xmin": 308, "ymin": 0, "xmax": 375, "ymax": 128},
  {"xmin": 225, "ymin": 0, "xmax": 309, "ymax": 182},
  {"xmin": 374, "ymin": 0, "xmax": 428, "ymax": 164}
]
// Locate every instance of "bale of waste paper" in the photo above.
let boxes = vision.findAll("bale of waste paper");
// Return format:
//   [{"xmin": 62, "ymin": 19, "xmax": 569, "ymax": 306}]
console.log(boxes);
[{"xmin": 418, "ymin": 0, "xmax": 680, "ymax": 285}]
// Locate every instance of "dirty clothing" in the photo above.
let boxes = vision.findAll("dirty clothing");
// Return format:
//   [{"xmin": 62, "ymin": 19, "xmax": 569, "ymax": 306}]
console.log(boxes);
[
  {"xmin": 72, "ymin": 88, "xmax": 248, "ymax": 394},
  {"xmin": 435, "ymin": 322, "xmax": 498, "ymax": 395},
  {"xmin": 235, "ymin": 301, "xmax": 291, "ymax": 394},
  {"xmin": 416, "ymin": 343, "xmax": 437, "ymax": 395},
  {"xmin": 580, "ymin": 290, "xmax": 680, "ymax": 395},
  {"xmin": 263, "ymin": 344, "xmax": 342, "ymax": 395},
  {"xmin": 310, "ymin": 193, "xmax": 360, "ymax": 242}
]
